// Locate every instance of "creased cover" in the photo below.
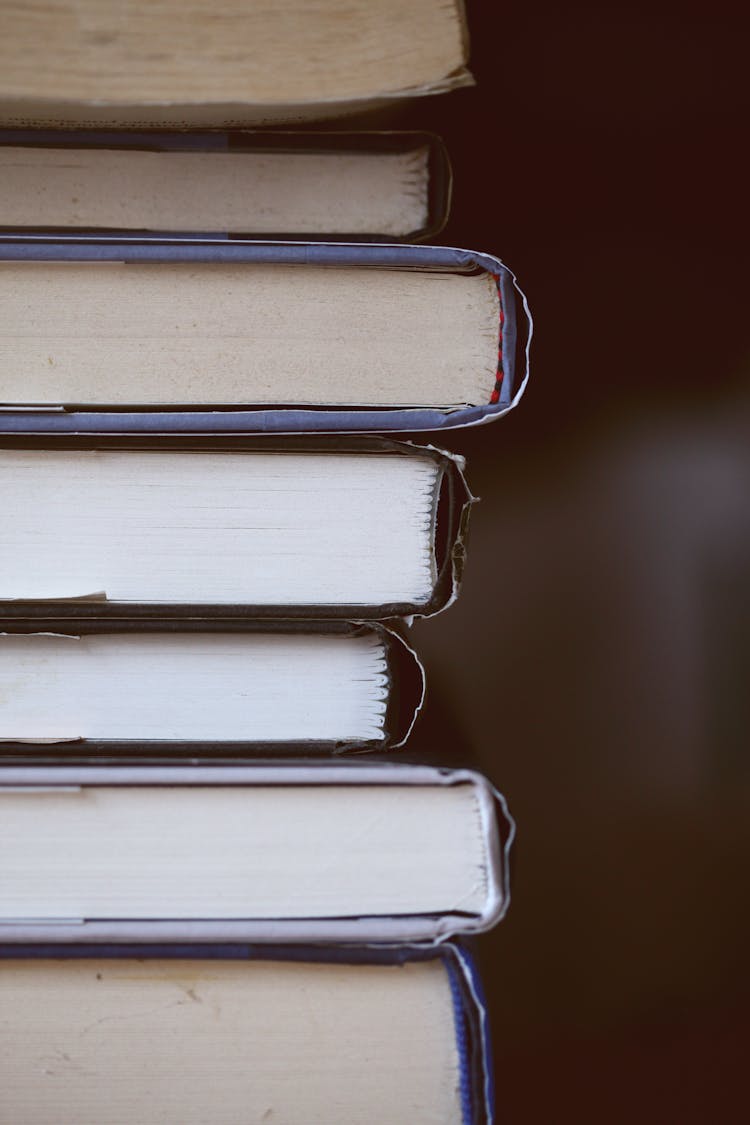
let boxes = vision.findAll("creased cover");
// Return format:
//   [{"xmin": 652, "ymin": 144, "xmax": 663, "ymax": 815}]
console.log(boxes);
[{"xmin": 0, "ymin": 240, "xmax": 531, "ymax": 435}]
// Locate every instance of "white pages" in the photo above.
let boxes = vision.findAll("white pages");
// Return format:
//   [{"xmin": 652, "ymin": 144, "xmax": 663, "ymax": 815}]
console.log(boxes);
[
  {"xmin": 0, "ymin": 779, "xmax": 493, "ymax": 924},
  {"xmin": 0, "ymin": 449, "xmax": 443, "ymax": 606},
  {"xmin": 0, "ymin": 630, "xmax": 390, "ymax": 743}
]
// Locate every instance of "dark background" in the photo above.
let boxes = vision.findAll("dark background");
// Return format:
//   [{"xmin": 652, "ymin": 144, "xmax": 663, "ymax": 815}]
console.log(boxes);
[{"xmin": 388, "ymin": 3, "xmax": 748, "ymax": 1121}]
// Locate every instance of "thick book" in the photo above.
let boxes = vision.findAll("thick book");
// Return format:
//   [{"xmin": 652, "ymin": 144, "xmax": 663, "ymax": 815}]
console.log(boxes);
[
  {"xmin": 0, "ymin": 762, "xmax": 512, "ymax": 944},
  {"xmin": 0, "ymin": 240, "xmax": 530, "ymax": 434},
  {"xmin": 0, "ymin": 438, "xmax": 471, "ymax": 620},
  {"xmin": 0, "ymin": 130, "xmax": 452, "ymax": 241},
  {"xmin": 0, "ymin": 621, "xmax": 424, "ymax": 756},
  {"xmin": 0, "ymin": 943, "xmax": 493, "ymax": 1125},
  {"xmin": 0, "ymin": 0, "xmax": 472, "ymax": 128}
]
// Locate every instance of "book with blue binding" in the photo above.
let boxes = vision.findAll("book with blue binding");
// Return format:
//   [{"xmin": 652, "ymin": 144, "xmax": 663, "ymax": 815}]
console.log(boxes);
[
  {"xmin": 0, "ymin": 941, "xmax": 494, "ymax": 1125},
  {"xmin": 0, "ymin": 239, "xmax": 530, "ymax": 435}
]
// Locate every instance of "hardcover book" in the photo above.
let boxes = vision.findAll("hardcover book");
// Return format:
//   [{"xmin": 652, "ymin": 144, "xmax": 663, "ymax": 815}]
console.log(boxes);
[
  {"xmin": 0, "ymin": 762, "xmax": 512, "ymax": 945},
  {"xmin": 0, "ymin": 0, "xmax": 472, "ymax": 128},
  {"xmin": 0, "ymin": 438, "xmax": 471, "ymax": 620},
  {"xmin": 0, "ymin": 621, "xmax": 424, "ymax": 756},
  {"xmin": 0, "ymin": 130, "xmax": 451, "ymax": 242},
  {"xmin": 0, "ymin": 943, "xmax": 493, "ymax": 1125},
  {"xmin": 0, "ymin": 239, "xmax": 531, "ymax": 434}
]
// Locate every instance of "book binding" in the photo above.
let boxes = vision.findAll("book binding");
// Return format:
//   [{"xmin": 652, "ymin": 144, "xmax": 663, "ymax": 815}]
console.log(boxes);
[{"xmin": 0, "ymin": 240, "xmax": 531, "ymax": 435}]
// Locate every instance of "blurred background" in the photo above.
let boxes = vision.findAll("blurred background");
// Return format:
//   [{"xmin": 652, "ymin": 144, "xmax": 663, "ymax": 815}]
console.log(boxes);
[{"xmin": 390, "ymin": 2, "xmax": 749, "ymax": 1121}]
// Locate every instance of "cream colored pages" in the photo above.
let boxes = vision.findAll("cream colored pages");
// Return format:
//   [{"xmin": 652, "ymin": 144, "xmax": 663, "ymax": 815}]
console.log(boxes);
[
  {"xmin": 0, "ymin": 263, "xmax": 499, "ymax": 407},
  {"xmin": 0, "ymin": 450, "xmax": 440, "ymax": 605},
  {"xmin": 0, "ymin": 959, "xmax": 462, "ymax": 1125},
  {"xmin": 0, "ymin": 784, "xmax": 489, "ymax": 918},
  {"xmin": 0, "ymin": 145, "xmax": 430, "ymax": 235},
  {"xmin": 0, "ymin": 632, "xmax": 388, "ymax": 742},
  {"xmin": 0, "ymin": 0, "xmax": 468, "ymax": 108}
]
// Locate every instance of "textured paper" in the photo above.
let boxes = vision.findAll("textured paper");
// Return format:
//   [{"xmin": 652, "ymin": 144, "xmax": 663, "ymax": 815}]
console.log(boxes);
[
  {"xmin": 0, "ymin": 145, "xmax": 430, "ymax": 236},
  {"xmin": 0, "ymin": 0, "xmax": 469, "ymax": 127},
  {"xmin": 0, "ymin": 958, "xmax": 463, "ymax": 1125},
  {"xmin": 0, "ymin": 263, "xmax": 499, "ymax": 407}
]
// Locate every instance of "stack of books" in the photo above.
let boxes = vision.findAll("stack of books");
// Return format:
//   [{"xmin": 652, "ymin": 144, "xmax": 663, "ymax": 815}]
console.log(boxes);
[{"xmin": 0, "ymin": 3, "xmax": 530, "ymax": 1122}]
